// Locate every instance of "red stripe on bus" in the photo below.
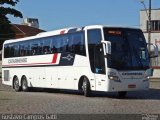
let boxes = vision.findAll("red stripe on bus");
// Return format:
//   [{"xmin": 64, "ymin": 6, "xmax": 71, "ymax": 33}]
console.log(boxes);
[
  {"xmin": 60, "ymin": 30, "xmax": 65, "ymax": 34},
  {"xmin": 52, "ymin": 53, "xmax": 58, "ymax": 63}
]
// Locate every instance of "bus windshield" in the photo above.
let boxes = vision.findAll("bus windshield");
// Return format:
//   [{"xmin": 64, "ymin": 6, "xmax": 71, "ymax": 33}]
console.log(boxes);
[{"xmin": 104, "ymin": 28, "xmax": 150, "ymax": 70}]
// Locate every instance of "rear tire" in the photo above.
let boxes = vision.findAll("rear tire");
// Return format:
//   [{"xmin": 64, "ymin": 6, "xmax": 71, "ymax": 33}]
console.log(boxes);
[
  {"xmin": 118, "ymin": 91, "xmax": 127, "ymax": 98},
  {"xmin": 13, "ymin": 77, "xmax": 21, "ymax": 92},
  {"xmin": 21, "ymin": 76, "xmax": 29, "ymax": 92},
  {"xmin": 82, "ymin": 77, "xmax": 91, "ymax": 97}
]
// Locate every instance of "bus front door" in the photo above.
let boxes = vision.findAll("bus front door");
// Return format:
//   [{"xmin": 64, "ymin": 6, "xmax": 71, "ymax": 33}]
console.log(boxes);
[{"xmin": 94, "ymin": 45, "xmax": 107, "ymax": 91}]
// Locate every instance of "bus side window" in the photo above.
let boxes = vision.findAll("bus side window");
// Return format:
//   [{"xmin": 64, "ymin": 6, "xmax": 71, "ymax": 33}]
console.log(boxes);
[
  {"xmin": 73, "ymin": 34, "xmax": 81, "ymax": 55},
  {"xmin": 19, "ymin": 44, "xmax": 25, "ymax": 57},
  {"xmin": 43, "ymin": 37, "xmax": 51, "ymax": 54},
  {"xmin": 38, "ymin": 39, "xmax": 43, "ymax": 55},
  {"xmin": 77, "ymin": 32, "xmax": 85, "ymax": 56},
  {"xmin": 32, "ymin": 49, "xmax": 36, "ymax": 55},
  {"xmin": 25, "ymin": 41, "xmax": 31, "ymax": 56},
  {"xmin": 69, "ymin": 32, "xmax": 86, "ymax": 56},
  {"xmin": 68, "ymin": 36, "xmax": 74, "ymax": 54},
  {"xmin": 31, "ymin": 41, "xmax": 39, "ymax": 55},
  {"xmin": 51, "ymin": 45, "xmax": 57, "ymax": 54},
  {"xmin": 4, "ymin": 45, "xmax": 10, "ymax": 58},
  {"xmin": 55, "ymin": 35, "xmax": 67, "ymax": 53},
  {"xmin": 51, "ymin": 36, "xmax": 58, "ymax": 54}
]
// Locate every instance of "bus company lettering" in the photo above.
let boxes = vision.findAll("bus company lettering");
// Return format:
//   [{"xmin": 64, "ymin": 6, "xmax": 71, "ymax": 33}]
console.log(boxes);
[
  {"xmin": 8, "ymin": 58, "xmax": 27, "ymax": 64},
  {"xmin": 122, "ymin": 73, "xmax": 143, "ymax": 76}
]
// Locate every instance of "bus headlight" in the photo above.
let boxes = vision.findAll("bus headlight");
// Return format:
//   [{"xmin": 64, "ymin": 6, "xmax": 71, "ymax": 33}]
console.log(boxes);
[
  {"xmin": 143, "ymin": 76, "xmax": 150, "ymax": 82},
  {"xmin": 146, "ymin": 76, "xmax": 150, "ymax": 79},
  {"xmin": 108, "ymin": 75, "xmax": 120, "ymax": 81}
]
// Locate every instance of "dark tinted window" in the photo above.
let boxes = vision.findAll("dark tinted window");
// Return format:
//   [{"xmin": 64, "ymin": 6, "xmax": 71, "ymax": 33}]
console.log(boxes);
[
  {"xmin": 88, "ymin": 29, "xmax": 101, "ymax": 44},
  {"xmin": 147, "ymin": 20, "xmax": 160, "ymax": 31},
  {"xmin": 104, "ymin": 28, "xmax": 149, "ymax": 70},
  {"xmin": 87, "ymin": 29, "xmax": 105, "ymax": 74},
  {"xmin": 18, "ymin": 42, "xmax": 30, "ymax": 57},
  {"xmin": 42, "ymin": 38, "xmax": 51, "ymax": 54},
  {"xmin": 31, "ymin": 40, "xmax": 39, "ymax": 55},
  {"xmin": 4, "ymin": 31, "xmax": 86, "ymax": 58},
  {"xmin": 10, "ymin": 44, "xmax": 15, "ymax": 57},
  {"xmin": 51, "ymin": 31, "xmax": 86, "ymax": 56},
  {"xmin": 4, "ymin": 43, "xmax": 19, "ymax": 58},
  {"xmin": 51, "ymin": 35, "xmax": 68, "ymax": 53},
  {"xmin": 94, "ymin": 44, "xmax": 105, "ymax": 74},
  {"xmin": 70, "ymin": 32, "xmax": 86, "ymax": 56},
  {"xmin": 19, "ymin": 44, "xmax": 25, "ymax": 56},
  {"xmin": 4, "ymin": 45, "xmax": 10, "ymax": 58},
  {"xmin": 24, "ymin": 42, "xmax": 30, "ymax": 56}
]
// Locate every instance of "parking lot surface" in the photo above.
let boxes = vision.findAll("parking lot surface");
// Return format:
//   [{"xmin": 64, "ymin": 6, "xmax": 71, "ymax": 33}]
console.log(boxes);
[{"xmin": 0, "ymin": 79, "xmax": 160, "ymax": 114}]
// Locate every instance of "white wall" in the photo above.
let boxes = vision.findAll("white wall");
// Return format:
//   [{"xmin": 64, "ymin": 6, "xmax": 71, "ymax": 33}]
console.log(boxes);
[
  {"xmin": 140, "ymin": 9, "xmax": 160, "ymax": 32},
  {"xmin": 140, "ymin": 9, "xmax": 160, "ymax": 79},
  {"xmin": 140, "ymin": 9, "xmax": 160, "ymax": 50}
]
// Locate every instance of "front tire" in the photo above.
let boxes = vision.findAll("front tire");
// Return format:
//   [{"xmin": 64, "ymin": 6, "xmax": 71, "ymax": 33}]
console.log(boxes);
[
  {"xmin": 13, "ymin": 77, "xmax": 21, "ymax": 92},
  {"xmin": 82, "ymin": 77, "xmax": 91, "ymax": 97},
  {"xmin": 21, "ymin": 76, "xmax": 29, "ymax": 92}
]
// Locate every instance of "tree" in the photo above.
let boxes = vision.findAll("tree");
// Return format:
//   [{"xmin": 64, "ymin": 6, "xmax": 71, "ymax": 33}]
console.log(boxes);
[{"xmin": 0, "ymin": 0, "xmax": 23, "ymax": 49}]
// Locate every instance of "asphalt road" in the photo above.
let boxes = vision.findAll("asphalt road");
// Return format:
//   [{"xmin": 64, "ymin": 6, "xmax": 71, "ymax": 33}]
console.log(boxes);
[{"xmin": 0, "ymin": 79, "xmax": 160, "ymax": 115}]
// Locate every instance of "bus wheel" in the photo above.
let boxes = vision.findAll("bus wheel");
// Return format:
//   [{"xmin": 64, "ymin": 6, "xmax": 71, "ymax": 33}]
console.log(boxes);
[
  {"xmin": 118, "ymin": 91, "xmax": 127, "ymax": 98},
  {"xmin": 82, "ymin": 77, "xmax": 91, "ymax": 97},
  {"xmin": 21, "ymin": 76, "xmax": 29, "ymax": 92},
  {"xmin": 13, "ymin": 77, "xmax": 21, "ymax": 92}
]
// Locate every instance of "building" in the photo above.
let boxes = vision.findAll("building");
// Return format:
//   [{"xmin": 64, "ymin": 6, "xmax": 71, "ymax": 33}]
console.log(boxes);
[
  {"xmin": 10, "ymin": 24, "xmax": 45, "ymax": 39},
  {"xmin": 140, "ymin": 8, "xmax": 160, "ymax": 79},
  {"xmin": 22, "ymin": 18, "xmax": 39, "ymax": 29}
]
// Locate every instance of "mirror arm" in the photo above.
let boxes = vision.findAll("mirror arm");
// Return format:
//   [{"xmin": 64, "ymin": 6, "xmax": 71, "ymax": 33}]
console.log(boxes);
[{"xmin": 101, "ymin": 40, "xmax": 111, "ymax": 55}]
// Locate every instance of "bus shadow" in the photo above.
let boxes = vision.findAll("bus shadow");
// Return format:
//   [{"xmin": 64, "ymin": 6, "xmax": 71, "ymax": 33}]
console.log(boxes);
[
  {"xmin": 128, "ymin": 88, "xmax": 160, "ymax": 100},
  {"xmin": 91, "ymin": 88, "xmax": 160, "ymax": 100},
  {"xmin": 1, "ymin": 84, "xmax": 159, "ymax": 100},
  {"xmin": 29, "ymin": 88, "xmax": 83, "ymax": 96}
]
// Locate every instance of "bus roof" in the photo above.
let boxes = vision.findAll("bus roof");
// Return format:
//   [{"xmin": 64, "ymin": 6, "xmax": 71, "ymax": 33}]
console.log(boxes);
[
  {"xmin": 3, "ymin": 25, "xmax": 140, "ymax": 44},
  {"xmin": 84, "ymin": 25, "xmax": 140, "ymax": 30}
]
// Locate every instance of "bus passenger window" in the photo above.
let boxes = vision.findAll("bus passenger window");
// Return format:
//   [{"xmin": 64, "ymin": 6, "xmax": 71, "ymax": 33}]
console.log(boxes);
[
  {"xmin": 32, "ymin": 49, "xmax": 36, "ymax": 55},
  {"xmin": 42, "ymin": 37, "xmax": 51, "ymax": 54},
  {"xmin": 43, "ymin": 47, "xmax": 49, "ymax": 54},
  {"xmin": 51, "ymin": 45, "xmax": 57, "ymax": 53}
]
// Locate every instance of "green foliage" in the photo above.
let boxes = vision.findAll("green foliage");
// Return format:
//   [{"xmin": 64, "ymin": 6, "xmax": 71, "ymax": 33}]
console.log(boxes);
[
  {"xmin": 1, "ymin": 6, "xmax": 23, "ymax": 18},
  {"xmin": 0, "ymin": 0, "xmax": 23, "ymax": 24},
  {"xmin": 0, "ymin": 0, "xmax": 19, "ymax": 6},
  {"xmin": 0, "ymin": 0, "xmax": 23, "ymax": 49}
]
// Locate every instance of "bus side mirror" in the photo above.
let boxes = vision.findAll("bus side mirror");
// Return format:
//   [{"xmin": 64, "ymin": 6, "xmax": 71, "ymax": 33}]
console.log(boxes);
[
  {"xmin": 101, "ymin": 40, "xmax": 111, "ymax": 55},
  {"xmin": 147, "ymin": 43, "xmax": 158, "ymax": 58}
]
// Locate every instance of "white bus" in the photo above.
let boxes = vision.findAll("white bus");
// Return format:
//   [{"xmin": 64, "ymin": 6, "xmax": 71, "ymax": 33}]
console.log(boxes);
[{"xmin": 2, "ymin": 25, "xmax": 158, "ymax": 97}]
